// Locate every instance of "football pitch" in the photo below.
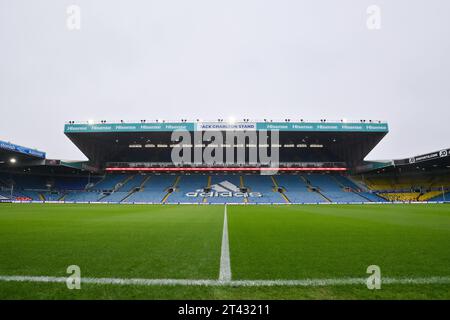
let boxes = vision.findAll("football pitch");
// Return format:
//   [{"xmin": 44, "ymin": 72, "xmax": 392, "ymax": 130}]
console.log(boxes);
[{"xmin": 0, "ymin": 203, "xmax": 449, "ymax": 299}]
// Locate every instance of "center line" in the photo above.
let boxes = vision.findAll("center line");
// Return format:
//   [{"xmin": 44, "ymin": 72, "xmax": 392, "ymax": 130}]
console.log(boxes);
[{"xmin": 219, "ymin": 205, "xmax": 232, "ymax": 281}]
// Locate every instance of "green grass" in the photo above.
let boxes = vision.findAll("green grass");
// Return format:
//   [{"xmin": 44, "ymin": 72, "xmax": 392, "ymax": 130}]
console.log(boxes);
[
  {"xmin": 228, "ymin": 204, "xmax": 450, "ymax": 279},
  {"xmin": 0, "ymin": 203, "xmax": 449, "ymax": 299},
  {"xmin": 0, "ymin": 204, "xmax": 223, "ymax": 279}
]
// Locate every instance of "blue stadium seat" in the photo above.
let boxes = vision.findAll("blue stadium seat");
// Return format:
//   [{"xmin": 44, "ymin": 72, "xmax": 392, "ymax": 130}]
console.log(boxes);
[
  {"xmin": 244, "ymin": 175, "xmax": 285, "ymax": 203},
  {"xmin": 53, "ymin": 177, "xmax": 94, "ymax": 190},
  {"xmin": 118, "ymin": 174, "xmax": 148, "ymax": 191},
  {"xmin": 204, "ymin": 175, "xmax": 245, "ymax": 204},
  {"xmin": 429, "ymin": 192, "xmax": 450, "ymax": 202},
  {"xmin": 166, "ymin": 175, "xmax": 206, "ymax": 204},
  {"xmin": 92, "ymin": 174, "xmax": 129, "ymax": 191},
  {"xmin": 63, "ymin": 191, "xmax": 103, "ymax": 202},
  {"xmin": 303, "ymin": 174, "xmax": 368, "ymax": 203},
  {"xmin": 276, "ymin": 175, "xmax": 325, "ymax": 203},
  {"xmin": 100, "ymin": 191, "xmax": 129, "ymax": 203},
  {"xmin": 360, "ymin": 192, "xmax": 387, "ymax": 202},
  {"xmin": 124, "ymin": 175, "xmax": 175, "ymax": 203},
  {"xmin": 42, "ymin": 192, "xmax": 64, "ymax": 201}
]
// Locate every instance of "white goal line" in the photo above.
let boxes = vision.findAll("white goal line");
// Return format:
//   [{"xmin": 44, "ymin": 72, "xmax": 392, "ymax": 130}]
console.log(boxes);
[{"xmin": 0, "ymin": 275, "xmax": 449, "ymax": 287}]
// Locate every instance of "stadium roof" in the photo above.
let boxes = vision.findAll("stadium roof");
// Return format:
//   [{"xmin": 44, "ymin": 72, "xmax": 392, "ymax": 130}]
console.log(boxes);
[
  {"xmin": 355, "ymin": 147, "xmax": 450, "ymax": 174},
  {"xmin": 64, "ymin": 119, "xmax": 389, "ymax": 168},
  {"xmin": 65, "ymin": 119, "xmax": 389, "ymax": 133},
  {"xmin": 0, "ymin": 140, "xmax": 46, "ymax": 167},
  {"xmin": 0, "ymin": 140, "xmax": 100, "ymax": 175}
]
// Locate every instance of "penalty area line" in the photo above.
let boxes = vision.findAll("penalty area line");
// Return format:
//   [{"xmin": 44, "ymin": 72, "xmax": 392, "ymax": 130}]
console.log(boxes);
[{"xmin": 0, "ymin": 275, "xmax": 449, "ymax": 287}]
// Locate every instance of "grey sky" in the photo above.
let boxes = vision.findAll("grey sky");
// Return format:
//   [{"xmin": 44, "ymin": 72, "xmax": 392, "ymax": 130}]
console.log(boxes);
[{"xmin": 1, "ymin": 0, "xmax": 449, "ymax": 161}]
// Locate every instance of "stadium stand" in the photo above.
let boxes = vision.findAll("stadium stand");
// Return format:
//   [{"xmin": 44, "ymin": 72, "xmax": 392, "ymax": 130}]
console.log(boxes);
[
  {"xmin": 429, "ymin": 192, "xmax": 449, "ymax": 202},
  {"xmin": 205, "ymin": 175, "xmax": 246, "ymax": 204},
  {"xmin": 124, "ymin": 175, "xmax": 175, "ymax": 203},
  {"xmin": 91, "ymin": 174, "xmax": 129, "ymax": 191},
  {"xmin": 166, "ymin": 175, "xmax": 206, "ymax": 204},
  {"xmin": 355, "ymin": 165, "xmax": 450, "ymax": 202},
  {"xmin": 41, "ymin": 191, "xmax": 64, "ymax": 201},
  {"xmin": 302, "ymin": 174, "xmax": 368, "ymax": 203},
  {"xmin": 53, "ymin": 176, "xmax": 93, "ymax": 191},
  {"xmin": 379, "ymin": 192, "xmax": 421, "ymax": 202},
  {"xmin": 119, "ymin": 174, "xmax": 148, "ymax": 192},
  {"xmin": 0, "ymin": 190, "xmax": 32, "ymax": 201},
  {"xmin": 0, "ymin": 173, "xmax": 47, "ymax": 190},
  {"xmin": 359, "ymin": 192, "xmax": 386, "ymax": 202},
  {"xmin": 18, "ymin": 190, "xmax": 42, "ymax": 201},
  {"xmin": 0, "ymin": 171, "xmax": 414, "ymax": 204},
  {"xmin": 0, "ymin": 170, "xmax": 446, "ymax": 204},
  {"xmin": 275, "ymin": 175, "xmax": 322, "ymax": 203},
  {"xmin": 63, "ymin": 191, "xmax": 102, "ymax": 202},
  {"xmin": 99, "ymin": 191, "xmax": 129, "ymax": 202},
  {"xmin": 243, "ymin": 175, "xmax": 284, "ymax": 203},
  {"xmin": 417, "ymin": 191, "xmax": 444, "ymax": 201},
  {"xmin": 1, "ymin": 121, "xmax": 448, "ymax": 204}
]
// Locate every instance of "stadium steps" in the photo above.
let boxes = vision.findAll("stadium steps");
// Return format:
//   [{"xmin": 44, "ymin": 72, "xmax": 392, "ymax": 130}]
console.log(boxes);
[
  {"xmin": 120, "ymin": 175, "xmax": 152, "ymax": 202},
  {"xmin": 352, "ymin": 191, "xmax": 373, "ymax": 202},
  {"xmin": 315, "ymin": 189, "xmax": 331, "ymax": 203},
  {"xmin": 429, "ymin": 192, "xmax": 450, "ymax": 201},
  {"xmin": 299, "ymin": 175, "xmax": 310, "ymax": 186},
  {"xmin": 58, "ymin": 193, "xmax": 67, "ymax": 201},
  {"xmin": 281, "ymin": 192, "xmax": 290, "ymax": 203},
  {"xmin": 418, "ymin": 190, "xmax": 443, "ymax": 201},
  {"xmin": 119, "ymin": 190, "xmax": 137, "ymax": 203},
  {"xmin": 161, "ymin": 193, "xmax": 171, "ymax": 203},
  {"xmin": 88, "ymin": 175, "xmax": 106, "ymax": 190},
  {"xmin": 331, "ymin": 175, "xmax": 345, "ymax": 188},
  {"xmin": 140, "ymin": 176, "xmax": 151, "ymax": 188},
  {"xmin": 240, "ymin": 176, "xmax": 248, "ymax": 203},
  {"xmin": 270, "ymin": 176, "xmax": 279, "ymax": 188},
  {"xmin": 300, "ymin": 174, "xmax": 330, "ymax": 202},
  {"xmin": 333, "ymin": 175, "xmax": 368, "ymax": 201},
  {"xmin": 172, "ymin": 176, "xmax": 181, "ymax": 188},
  {"xmin": 202, "ymin": 176, "xmax": 212, "ymax": 203},
  {"xmin": 161, "ymin": 176, "xmax": 180, "ymax": 203},
  {"xmin": 348, "ymin": 176, "xmax": 370, "ymax": 192},
  {"xmin": 239, "ymin": 176, "xmax": 244, "ymax": 188},
  {"xmin": 114, "ymin": 175, "xmax": 135, "ymax": 192},
  {"xmin": 374, "ymin": 193, "xmax": 388, "ymax": 201},
  {"xmin": 97, "ymin": 193, "xmax": 110, "ymax": 201},
  {"xmin": 38, "ymin": 193, "xmax": 45, "ymax": 201},
  {"xmin": 270, "ymin": 176, "xmax": 290, "ymax": 203}
]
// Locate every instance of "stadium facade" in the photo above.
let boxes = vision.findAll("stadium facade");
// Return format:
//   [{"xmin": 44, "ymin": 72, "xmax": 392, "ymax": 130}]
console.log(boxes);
[{"xmin": 0, "ymin": 120, "xmax": 449, "ymax": 204}]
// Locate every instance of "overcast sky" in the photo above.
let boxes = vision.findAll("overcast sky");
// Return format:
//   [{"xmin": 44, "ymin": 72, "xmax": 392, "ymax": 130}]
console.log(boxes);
[{"xmin": 1, "ymin": 0, "xmax": 449, "ymax": 161}]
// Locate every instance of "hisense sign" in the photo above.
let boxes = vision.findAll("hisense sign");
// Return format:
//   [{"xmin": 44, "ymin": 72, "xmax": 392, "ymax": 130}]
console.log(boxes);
[{"xmin": 64, "ymin": 121, "xmax": 389, "ymax": 133}]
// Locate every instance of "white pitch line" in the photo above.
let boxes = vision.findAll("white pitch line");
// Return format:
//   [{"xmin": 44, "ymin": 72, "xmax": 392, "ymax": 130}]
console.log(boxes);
[
  {"xmin": 0, "ymin": 275, "xmax": 449, "ymax": 287},
  {"xmin": 219, "ymin": 205, "xmax": 232, "ymax": 281}
]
